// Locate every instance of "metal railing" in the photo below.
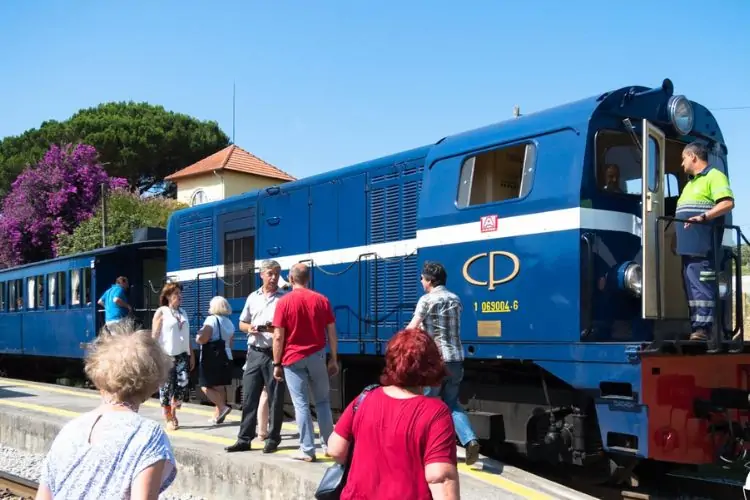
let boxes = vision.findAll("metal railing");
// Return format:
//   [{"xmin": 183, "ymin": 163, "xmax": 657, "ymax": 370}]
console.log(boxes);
[{"xmin": 656, "ymin": 215, "xmax": 747, "ymax": 353}]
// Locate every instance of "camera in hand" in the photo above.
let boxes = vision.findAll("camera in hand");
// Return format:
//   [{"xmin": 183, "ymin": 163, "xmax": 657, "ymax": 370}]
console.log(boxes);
[{"xmin": 256, "ymin": 323, "xmax": 272, "ymax": 333}]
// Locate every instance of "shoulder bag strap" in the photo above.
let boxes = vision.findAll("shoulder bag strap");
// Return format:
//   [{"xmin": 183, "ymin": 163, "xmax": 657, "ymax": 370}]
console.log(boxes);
[{"xmin": 346, "ymin": 384, "xmax": 379, "ymax": 462}]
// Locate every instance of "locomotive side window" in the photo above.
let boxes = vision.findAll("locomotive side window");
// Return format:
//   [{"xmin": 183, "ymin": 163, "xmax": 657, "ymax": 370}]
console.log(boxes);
[
  {"xmin": 457, "ymin": 143, "xmax": 536, "ymax": 207},
  {"xmin": 224, "ymin": 230, "xmax": 255, "ymax": 299}
]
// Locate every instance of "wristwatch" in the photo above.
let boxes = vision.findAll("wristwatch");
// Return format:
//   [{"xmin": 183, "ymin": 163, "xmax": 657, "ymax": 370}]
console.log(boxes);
[
  {"xmin": 273, "ymin": 362, "xmax": 282, "ymax": 368},
  {"xmin": 700, "ymin": 212, "xmax": 708, "ymax": 221}
]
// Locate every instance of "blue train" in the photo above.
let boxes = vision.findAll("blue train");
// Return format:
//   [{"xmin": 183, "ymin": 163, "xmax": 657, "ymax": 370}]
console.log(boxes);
[
  {"xmin": 0, "ymin": 238, "xmax": 166, "ymax": 373},
  {"xmin": 3, "ymin": 78, "xmax": 748, "ymax": 480}
]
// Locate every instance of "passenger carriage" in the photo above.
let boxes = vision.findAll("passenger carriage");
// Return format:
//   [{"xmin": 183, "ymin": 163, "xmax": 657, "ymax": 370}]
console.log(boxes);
[{"xmin": 0, "ymin": 235, "xmax": 166, "ymax": 373}]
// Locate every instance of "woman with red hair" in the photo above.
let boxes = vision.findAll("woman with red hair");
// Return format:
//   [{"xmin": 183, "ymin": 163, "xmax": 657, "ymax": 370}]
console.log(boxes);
[{"xmin": 326, "ymin": 329, "xmax": 460, "ymax": 500}]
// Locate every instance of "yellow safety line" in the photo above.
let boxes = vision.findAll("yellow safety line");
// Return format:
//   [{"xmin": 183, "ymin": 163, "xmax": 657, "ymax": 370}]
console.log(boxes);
[
  {"xmin": 0, "ymin": 378, "xmax": 551, "ymax": 498},
  {"xmin": 457, "ymin": 463, "xmax": 553, "ymax": 499},
  {"xmin": 0, "ymin": 398, "xmax": 80, "ymax": 418},
  {"xmin": 0, "ymin": 378, "xmax": 313, "ymax": 432}
]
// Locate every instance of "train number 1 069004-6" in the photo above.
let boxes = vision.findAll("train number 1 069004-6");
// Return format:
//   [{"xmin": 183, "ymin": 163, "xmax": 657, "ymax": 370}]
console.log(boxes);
[{"xmin": 474, "ymin": 300, "xmax": 519, "ymax": 313}]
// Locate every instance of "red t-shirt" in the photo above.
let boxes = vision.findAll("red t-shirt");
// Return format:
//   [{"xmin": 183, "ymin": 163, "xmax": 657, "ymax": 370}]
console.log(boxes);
[
  {"xmin": 334, "ymin": 387, "xmax": 457, "ymax": 500},
  {"xmin": 272, "ymin": 287, "xmax": 335, "ymax": 366}
]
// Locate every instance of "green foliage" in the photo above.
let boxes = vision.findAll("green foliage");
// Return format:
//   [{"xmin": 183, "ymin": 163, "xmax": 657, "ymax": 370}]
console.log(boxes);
[
  {"xmin": 56, "ymin": 190, "xmax": 186, "ymax": 256},
  {"xmin": 742, "ymin": 245, "xmax": 750, "ymax": 275},
  {"xmin": 0, "ymin": 102, "xmax": 230, "ymax": 197}
]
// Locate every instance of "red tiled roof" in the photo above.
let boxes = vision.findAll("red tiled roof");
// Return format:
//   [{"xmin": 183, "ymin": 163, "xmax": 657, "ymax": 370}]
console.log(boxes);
[{"xmin": 164, "ymin": 145, "xmax": 296, "ymax": 182}]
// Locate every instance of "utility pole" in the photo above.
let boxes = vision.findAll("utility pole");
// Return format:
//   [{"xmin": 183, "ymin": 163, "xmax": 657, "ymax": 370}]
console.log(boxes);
[{"xmin": 101, "ymin": 182, "xmax": 108, "ymax": 248}]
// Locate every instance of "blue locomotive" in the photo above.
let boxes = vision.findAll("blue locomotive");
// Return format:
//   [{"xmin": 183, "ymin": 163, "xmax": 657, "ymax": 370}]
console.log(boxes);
[{"xmin": 166, "ymin": 78, "xmax": 750, "ymax": 479}]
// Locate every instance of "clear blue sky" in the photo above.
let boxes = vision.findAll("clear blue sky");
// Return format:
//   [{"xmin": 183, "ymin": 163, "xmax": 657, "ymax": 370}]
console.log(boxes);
[{"xmin": 1, "ymin": 1, "xmax": 748, "ymax": 225}]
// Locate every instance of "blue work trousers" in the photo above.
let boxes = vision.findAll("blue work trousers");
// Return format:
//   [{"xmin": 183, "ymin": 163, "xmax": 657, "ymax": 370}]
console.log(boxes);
[
  {"xmin": 682, "ymin": 256, "xmax": 716, "ymax": 331},
  {"xmin": 424, "ymin": 361, "xmax": 478, "ymax": 446}
]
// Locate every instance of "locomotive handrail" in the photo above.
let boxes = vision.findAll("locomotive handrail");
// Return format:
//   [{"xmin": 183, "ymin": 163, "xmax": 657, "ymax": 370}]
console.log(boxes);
[
  {"xmin": 657, "ymin": 215, "xmax": 745, "ymax": 352},
  {"xmin": 580, "ymin": 233, "xmax": 595, "ymax": 339}
]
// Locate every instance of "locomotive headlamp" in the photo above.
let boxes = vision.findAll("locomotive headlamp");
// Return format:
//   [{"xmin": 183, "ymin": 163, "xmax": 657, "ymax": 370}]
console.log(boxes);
[
  {"xmin": 617, "ymin": 261, "xmax": 642, "ymax": 298},
  {"xmin": 667, "ymin": 95, "xmax": 694, "ymax": 135}
]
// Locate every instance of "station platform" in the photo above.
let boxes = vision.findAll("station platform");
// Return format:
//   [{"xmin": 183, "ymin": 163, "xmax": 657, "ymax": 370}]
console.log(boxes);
[{"xmin": 0, "ymin": 377, "xmax": 595, "ymax": 499}]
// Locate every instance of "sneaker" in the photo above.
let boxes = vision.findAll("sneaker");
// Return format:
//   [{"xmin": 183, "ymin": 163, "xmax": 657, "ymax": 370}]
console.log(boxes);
[
  {"xmin": 215, "ymin": 406, "xmax": 232, "ymax": 425},
  {"xmin": 690, "ymin": 330, "xmax": 709, "ymax": 341},
  {"xmin": 465, "ymin": 440, "xmax": 481, "ymax": 466}
]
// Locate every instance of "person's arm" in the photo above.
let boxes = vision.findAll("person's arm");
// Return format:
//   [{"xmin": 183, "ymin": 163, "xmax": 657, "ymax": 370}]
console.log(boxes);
[
  {"xmin": 113, "ymin": 287, "xmax": 132, "ymax": 312},
  {"xmin": 425, "ymin": 464, "xmax": 460, "ymax": 500},
  {"xmin": 131, "ymin": 426, "xmax": 176, "ymax": 500},
  {"xmin": 272, "ymin": 299, "xmax": 286, "ymax": 380},
  {"xmin": 686, "ymin": 173, "xmax": 735, "ymax": 227},
  {"xmin": 196, "ymin": 319, "xmax": 213, "ymax": 345},
  {"xmin": 184, "ymin": 313, "xmax": 195, "ymax": 370},
  {"xmin": 130, "ymin": 460, "xmax": 167, "ymax": 500},
  {"xmin": 35, "ymin": 485, "xmax": 53, "ymax": 500},
  {"xmin": 424, "ymin": 405, "xmax": 460, "ymax": 500},
  {"xmin": 272, "ymin": 326, "xmax": 285, "ymax": 381},
  {"xmin": 238, "ymin": 296, "xmax": 257, "ymax": 334},
  {"xmin": 327, "ymin": 399, "xmax": 356, "ymax": 464},
  {"xmin": 151, "ymin": 309, "xmax": 163, "ymax": 339},
  {"xmin": 406, "ymin": 295, "xmax": 428, "ymax": 330},
  {"xmin": 324, "ymin": 298, "xmax": 339, "ymax": 376},
  {"xmin": 36, "ymin": 458, "xmax": 53, "ymax": 500}
]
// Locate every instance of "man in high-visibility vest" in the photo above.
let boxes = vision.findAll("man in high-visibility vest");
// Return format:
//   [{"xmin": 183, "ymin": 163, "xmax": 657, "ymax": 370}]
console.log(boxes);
[{"xmin": 675, "ymin": 141, "xmax": 735, "ymax": 341}]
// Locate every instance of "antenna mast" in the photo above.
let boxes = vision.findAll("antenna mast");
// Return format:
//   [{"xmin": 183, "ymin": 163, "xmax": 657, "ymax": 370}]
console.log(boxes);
[
  {"xmin": 513, "ymin": 105, "xmax": 521, "ymax": 118},
  {"xmin": 232, "ymin": 81, "xmax": 236, "ymax": 144}
]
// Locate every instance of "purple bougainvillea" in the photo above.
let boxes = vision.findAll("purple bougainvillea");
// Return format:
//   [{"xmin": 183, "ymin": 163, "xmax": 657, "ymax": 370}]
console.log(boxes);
[{"xmin": 0, "ymin": 143, "xmax": 128, "ymax": 267}]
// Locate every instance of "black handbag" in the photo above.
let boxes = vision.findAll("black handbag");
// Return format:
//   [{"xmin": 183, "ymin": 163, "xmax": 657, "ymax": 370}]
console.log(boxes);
[
  {"xmin": 199, "ymin": 317, "xmax": 232, "ymax": 386},
  {"xmin": 314, "ymin": 384, "xmax": 379, "ymax": 500}
]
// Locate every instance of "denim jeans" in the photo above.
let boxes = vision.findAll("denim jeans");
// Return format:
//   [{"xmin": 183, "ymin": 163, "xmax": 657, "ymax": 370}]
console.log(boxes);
[
  {"xmin": 424, "ymin": 361, "xmax": 478, "ymax": 446},
  {"xmin": 283, "ymin": 349, "xmax": 334, "ymax": 456}
]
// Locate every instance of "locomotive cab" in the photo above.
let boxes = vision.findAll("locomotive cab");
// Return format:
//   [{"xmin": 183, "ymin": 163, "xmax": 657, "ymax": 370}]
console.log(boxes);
[{"xmin": 590, "ymin": 81, "xmax": 742, "ymax": 350}]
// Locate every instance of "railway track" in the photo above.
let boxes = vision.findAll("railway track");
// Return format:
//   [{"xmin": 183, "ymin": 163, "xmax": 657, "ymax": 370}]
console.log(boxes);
[{"xmin": 0, "ymin": 471, "xmax": 38, "ymax": 499}]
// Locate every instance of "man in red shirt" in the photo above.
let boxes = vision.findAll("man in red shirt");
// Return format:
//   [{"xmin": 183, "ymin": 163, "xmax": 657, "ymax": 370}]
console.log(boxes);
[{"xmin": 272, "ymin": 263, "xmax": 339, "ymax": 462}]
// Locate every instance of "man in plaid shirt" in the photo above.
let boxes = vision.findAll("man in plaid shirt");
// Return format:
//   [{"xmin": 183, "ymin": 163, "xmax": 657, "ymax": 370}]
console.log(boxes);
[{"xmin": 407, "ymin": 261, "xmax": 481, "ymax": 465}]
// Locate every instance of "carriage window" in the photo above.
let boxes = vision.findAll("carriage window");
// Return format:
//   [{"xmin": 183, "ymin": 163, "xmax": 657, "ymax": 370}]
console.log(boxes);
[
  {"xmin": 457, "ymin": 143, "xmax": 536, "ymax": 207},
  {"xmin": 0, "ymin": 282, "xmax": 5, "ymax": 312},
  {"xmin": 82, "ymin": 268, "xmax": 92, "ymax": 305},
  {"xmin": 9, "ymin": 280, "xmax": 22, "ymax": 311},
  {"xmin": 71, "ymin": 269, "xmax": 81, "ymax": 306},
  {"xmin": 224, "ymin": 230, "xmax": 255, "ymax": 299},
  {"xmin": 48, "ymin": 273, "xmax": 56, "ymax": 307},
  {"xmin": 26, "ymin": 276, "xmax": 39, "ymax": 309},
  {"xmin": 48, "ymin": 272, "xmax": 67, "ymax": 307}
]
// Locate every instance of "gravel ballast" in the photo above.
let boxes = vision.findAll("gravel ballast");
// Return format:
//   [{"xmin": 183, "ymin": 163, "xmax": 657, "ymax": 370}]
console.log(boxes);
[{"xmin": 0, "ymin": 444, "xmax": 205, "ymax": 500}]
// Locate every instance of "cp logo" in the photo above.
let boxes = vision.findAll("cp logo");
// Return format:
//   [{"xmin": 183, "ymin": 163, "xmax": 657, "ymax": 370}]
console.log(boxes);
[{"xmin": 462, "ymin": 251, "xmax": 520, "ymax": 291}]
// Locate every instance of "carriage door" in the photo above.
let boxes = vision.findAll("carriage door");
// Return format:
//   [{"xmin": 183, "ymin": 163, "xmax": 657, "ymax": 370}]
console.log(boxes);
[{"xmin": 641, "ymin": 120, "xmax": 666, "ymax": 319}]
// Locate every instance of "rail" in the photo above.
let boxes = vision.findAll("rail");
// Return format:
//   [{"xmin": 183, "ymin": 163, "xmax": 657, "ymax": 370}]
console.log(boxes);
[{"xmin": 0, "ymin": 470, "xmax": 38, "ymax": 498}]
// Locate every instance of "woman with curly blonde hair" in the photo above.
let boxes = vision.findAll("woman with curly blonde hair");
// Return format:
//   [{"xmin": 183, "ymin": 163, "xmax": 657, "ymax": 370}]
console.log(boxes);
[{"xmin": 36, "ymin": 325, "xmax": 177, "ymax": 500}]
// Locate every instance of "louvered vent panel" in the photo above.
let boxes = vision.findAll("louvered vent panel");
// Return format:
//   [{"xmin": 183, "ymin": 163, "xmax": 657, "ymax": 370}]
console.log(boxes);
[{"xmin": 368, "ymin": 164, "xmax": 424, "ymax": 333}]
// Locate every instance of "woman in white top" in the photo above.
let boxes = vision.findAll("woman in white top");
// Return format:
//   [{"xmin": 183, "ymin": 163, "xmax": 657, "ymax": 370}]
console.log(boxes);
[
  {"xmin": 195, "ymin": 296, "xmax": 235, "ymax": 425},
  {"xmin": 151, "ymin": 282, "xmax": 194, "ymax": 431}
]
